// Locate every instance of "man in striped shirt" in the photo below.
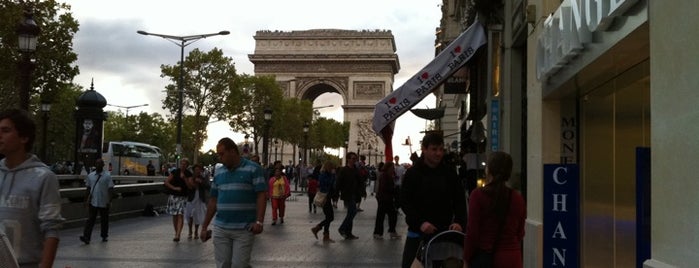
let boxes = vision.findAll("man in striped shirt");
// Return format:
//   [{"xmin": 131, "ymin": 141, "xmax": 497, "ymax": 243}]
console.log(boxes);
[{"xmin": 200, "ymin": 137, "xmax": 267, "ymax": 268}]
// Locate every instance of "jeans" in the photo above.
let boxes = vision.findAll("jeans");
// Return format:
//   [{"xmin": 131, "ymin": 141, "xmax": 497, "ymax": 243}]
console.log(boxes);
[
  {"xmin": 338, "ymin": 197, "xmax": 357, "ymax": 235},
  {"xmin": 83, "ymin": 205, "xmax": 109, "ymax": 240},
  {"xmin": 317, "ymin": 199, "xmax": 334, "ymax": 233},
  {"xmin": 213, "ymin": 226, "xmax": 255, "ymax": 268}
]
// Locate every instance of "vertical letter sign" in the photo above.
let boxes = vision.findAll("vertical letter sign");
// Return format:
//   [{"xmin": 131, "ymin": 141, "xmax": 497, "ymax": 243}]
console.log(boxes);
[
  {"xmin": 490, "ymin": 99, "xmax": 499, "ymax": 152},
  {"xmin": 544, "ymin": 164, "xmax": 579, "ymax": 267}
]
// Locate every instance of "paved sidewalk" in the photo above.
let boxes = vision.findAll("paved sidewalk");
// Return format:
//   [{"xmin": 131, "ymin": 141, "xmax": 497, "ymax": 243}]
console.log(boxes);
[{"xmin": 54, "ymin": 192, "xmax": 406, "ymax": 267}]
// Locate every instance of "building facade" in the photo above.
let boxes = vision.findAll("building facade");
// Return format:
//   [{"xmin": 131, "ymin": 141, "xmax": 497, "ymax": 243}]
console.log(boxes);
[{"xmin": 437, "ymin": 0, "xmax": 699, "ymax": 266}]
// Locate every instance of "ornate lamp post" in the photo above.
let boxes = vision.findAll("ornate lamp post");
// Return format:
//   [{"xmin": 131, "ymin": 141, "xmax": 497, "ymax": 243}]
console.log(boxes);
[
  {"xmin": 374, "ymin": 147, "xmax": 379, "ymax": 165},
  {"xmin": 344, "ymin": 139, "xmax": 349, "ymax": 157},
  {"xmin": 303, "ymin": 122, "xmax": 310, "ymax": 166},
  {"xmin": 263, "ymin": 107, "xmax": 272, "ymax": 166},
  {"xmin": 367, "ymin": 144, "xmax": 373, "ymax": 166},
  {"xmin": 137, "ymin": 29, "xmax": 229, "ymax": 160},
  {"xmin": 17, "ymin": 10, "xmax": 40, "ymax": 111},
  {"xmin": 40, "ymin": 100, "xmax": 51, "ymax": 162}
]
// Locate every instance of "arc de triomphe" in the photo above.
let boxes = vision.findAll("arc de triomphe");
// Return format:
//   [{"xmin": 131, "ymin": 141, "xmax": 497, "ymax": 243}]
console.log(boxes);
[{"xmin": 249, "ymin": 29, "xmax": 399, "ymax": 159}]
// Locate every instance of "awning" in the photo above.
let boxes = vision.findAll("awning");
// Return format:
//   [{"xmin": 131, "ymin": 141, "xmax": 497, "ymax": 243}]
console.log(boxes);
[
  {"xmin": 372, "ymin": 21, "xmax": 487, "ymax": 163},
  {"xmin": 410, "ymin": 107, "xmax": 445, "ymax": 120}
]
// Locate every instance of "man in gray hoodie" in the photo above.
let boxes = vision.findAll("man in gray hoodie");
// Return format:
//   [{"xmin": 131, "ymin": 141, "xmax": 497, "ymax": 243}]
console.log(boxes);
[{"xmin": 0, "ymin": 109, "xmax": 64, "ymax": 268}]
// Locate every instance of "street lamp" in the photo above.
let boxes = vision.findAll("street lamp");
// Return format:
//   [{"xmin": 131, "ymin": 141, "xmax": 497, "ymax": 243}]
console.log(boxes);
[
  {"xmin": 107, "ymin": 103, "xmax": 148, "ymax": 117},
  {"xmin": 49, "ymin": 140, "xmax": 55, "ymax": 164},
  {"xmin": 40, "ymin": 100, "xmax": 51, "ymax": 162},
  {"xmin": 17, "ymin": 10, "xmax": 40, "ymax": 111},
  {"xmin": 367, "ymin": 144, "xmax": 373, "ymax": 166},
  {"xmin": 274, "ymin": 139, "xmax": 279, "ymax": 162},
  {"xmin": 374, "ymin": 147, "xmax": 379, "ymax": 165},
  {"xmin": 243, "ymin": 134, "xmax": 250, "ymax": 157},
  {"xmin": 263, "ymin": 107, "xmax": 272, "ymax": 166},
  {"xmin": 137, "ymin": 29, "xmax": 229, "ymax": 160},
  {"xmin": 356, "ymin": 140, "xmax": 362, "ymax": 155},
  {"xmin": 303, "ymin": 122, "xmax": 310, "ymax": 166},
  {"xmin": 344, "ymin": 139, "xmax": 349, "ymax": 157}
]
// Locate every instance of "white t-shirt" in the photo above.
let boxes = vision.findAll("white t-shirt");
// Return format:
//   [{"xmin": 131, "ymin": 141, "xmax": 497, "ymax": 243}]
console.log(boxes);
[{"xmin": 394, "ymin": 164, "xmax": 406, "ymax": 186}]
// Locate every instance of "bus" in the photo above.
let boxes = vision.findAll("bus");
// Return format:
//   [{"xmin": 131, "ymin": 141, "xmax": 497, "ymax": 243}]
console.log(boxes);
[{"xmin": 102, "ymin": 141, "xmax": 162, "ymax": 176}]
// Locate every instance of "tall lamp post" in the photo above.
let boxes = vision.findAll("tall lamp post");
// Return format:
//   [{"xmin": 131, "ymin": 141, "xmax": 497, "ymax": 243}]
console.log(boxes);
[
  {"xmin": 273, "ymin": 139, "xmax": 279, "ymax": 162},
  {"xmin": 17, "ymin": 10, "xmax": 40, "ymax": 111},
  {"xmin": 344, "ymin": 139, "xmax": 349, "ymax": 158},
  {"xmin": 356, "ymin": 140, "xmax": 362, "ymax": 155},
  {"xmin": 303, "ymin": 122, "xmax": 310, "ymax": 166},
  {"xmin": 137, "ymin": 29, "xmax": 229, "ymax": 160},
  {"xmin": 263, "ymin": 107, "xmax": 272, "ymax": 166},
  {"xmin": 367, "ymin": 144, "xmax": 373, "ymax": 166},
  {"xmin": 374, "ymin": 147, "xmax": 379, "ymax": 165},
  {"xmin": 40, "ymin": 100, "xmax": 51, "ymax": 162}
]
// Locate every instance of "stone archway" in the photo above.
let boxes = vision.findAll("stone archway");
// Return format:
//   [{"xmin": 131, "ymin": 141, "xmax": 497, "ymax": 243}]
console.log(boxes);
[{"xmin": 249, "ymin": 29, "xmax": 400, "ymax": 161}]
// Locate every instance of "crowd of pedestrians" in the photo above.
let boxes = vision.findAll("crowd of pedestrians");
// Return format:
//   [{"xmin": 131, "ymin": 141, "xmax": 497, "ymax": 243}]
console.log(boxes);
[{"xmin": 0, "ymin": 107, "xmax": 525, "ymax": 268}]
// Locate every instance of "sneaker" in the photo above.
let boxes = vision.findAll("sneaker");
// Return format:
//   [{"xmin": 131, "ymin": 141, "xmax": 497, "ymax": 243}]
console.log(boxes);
[
  {"xmin": 373, "ymin": 234, "xmax": 383, "ymax": 239},
  {"xmin": 102, "ymin": 237, "xmax": 108, "ymax": 242},
  {"xmin": 79, "ymin": 236, "xmax": 90, "ymax": 245},
  {"xmin": 338, "ymin": 229, "xmax": 348, "ymax": 239},
  {"xmin": 271, "ymin": 220, "xmax": 277, "ymax": 226},
  {"xmin": 346, "ymin": 234, "xmax": 359, "ymax": 240},
  {"xmin": 280, "ymin": 218, "xmax": 284, "ymax": 224},
  {"xmin": 389, "ymin": 232, "xmax": 402, "ymax": 239}
]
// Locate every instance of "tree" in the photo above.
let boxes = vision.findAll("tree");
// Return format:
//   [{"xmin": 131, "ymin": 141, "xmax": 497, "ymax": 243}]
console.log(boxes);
[
  {"xmin": 38, "ymin": 83, "xmax": 83, "ymax": 163},
  {"xmin": 223, "ymin": 74, "xmax": 288, "ymax": 155},
  {"xmin": 160, "ymin": 48, "xmax": 236, "ymax": 163},
  {"xmin": 0, "ymin": 0, "xmax": 80, "ymax": 110}
]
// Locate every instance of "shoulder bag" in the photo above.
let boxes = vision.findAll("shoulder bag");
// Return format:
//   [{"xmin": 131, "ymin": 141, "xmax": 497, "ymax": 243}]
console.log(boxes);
[{"xmin": 313, "ymin": 191, "xmax": 327, "ymax": 207}]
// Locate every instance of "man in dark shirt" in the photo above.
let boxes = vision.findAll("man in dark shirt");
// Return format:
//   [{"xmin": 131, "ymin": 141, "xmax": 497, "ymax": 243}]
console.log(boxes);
[
  {"xmin": 336, "ymin": 152, "xmax": 361, "ymax": 240},
  {"xmin": 399, "ymin": 132, "xmax": 466, "ymax": 267}
]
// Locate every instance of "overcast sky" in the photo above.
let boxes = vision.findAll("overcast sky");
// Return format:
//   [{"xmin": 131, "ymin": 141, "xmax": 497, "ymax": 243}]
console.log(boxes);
[{"xmin": 66, "ymin": 0, "xmax": 440, "ymax": 161}]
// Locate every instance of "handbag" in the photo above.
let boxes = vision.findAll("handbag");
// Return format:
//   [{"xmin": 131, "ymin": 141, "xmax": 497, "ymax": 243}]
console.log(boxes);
[{"xmin": 313, "ymin": 191, "xmax": 327, "ymax": 207}]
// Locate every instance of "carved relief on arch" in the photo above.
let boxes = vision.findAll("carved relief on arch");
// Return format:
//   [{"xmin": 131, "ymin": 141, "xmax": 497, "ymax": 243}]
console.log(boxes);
[
  {"xmin": 353, "ymin": 81, "xmax": 385, "ymax": 100},
  {"xmin": 357, "ymin": 117, "xmax": 379, "ymax": 149},
  {"xmin": 295, "ymin": 77, "xmax": 349, "ymax": 100},
  {"xmin": 277, "ymin": 81, "xmax": 290, "ymax": 97}
]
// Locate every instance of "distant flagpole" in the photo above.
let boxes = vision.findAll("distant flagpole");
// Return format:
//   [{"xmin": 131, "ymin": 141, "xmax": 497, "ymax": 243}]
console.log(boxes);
[{"xmin": 372, "ymin": 21, "xmax": 487, "ymax": 162}]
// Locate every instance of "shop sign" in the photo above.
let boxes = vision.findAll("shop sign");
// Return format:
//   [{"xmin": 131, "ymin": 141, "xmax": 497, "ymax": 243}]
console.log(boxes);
[
  {"xmin": 544, "ymin": 164, "xmax": 580, "ymax": 267},
  {"xmin": 536, "ymin": 0, "xmax": 639, "ymax": 81},
  {"xmin": 490, "ymin": 99, "xmax": 499, "ymax": 152}
]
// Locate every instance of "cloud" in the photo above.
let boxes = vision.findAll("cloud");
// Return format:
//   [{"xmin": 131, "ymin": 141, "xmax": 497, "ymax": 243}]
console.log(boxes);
[{"xmin": 68, "ymin": 0, "xmax": 441, "ymax": 156}]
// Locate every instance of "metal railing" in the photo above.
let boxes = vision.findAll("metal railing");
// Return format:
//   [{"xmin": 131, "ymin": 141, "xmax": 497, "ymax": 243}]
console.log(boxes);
[{"xmin": 58, "ymin": 175, "xmax": 169, "ymax": 229}]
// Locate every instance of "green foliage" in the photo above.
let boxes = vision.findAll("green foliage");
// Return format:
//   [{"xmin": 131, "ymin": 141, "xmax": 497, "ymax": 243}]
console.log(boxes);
[
  {"xmin": 38, "ymin": 83, "xmax": 82, "ymax": 163},
  {"xmin": 160, "ymin": 48, "xmax": 236, "ymax": 162},
  {"xmin": 0, "ymin": 0, "xmax": 80, "ymax": 109},
  {"xmin": 103, "ymin": 111, "xmax": 176, "ymax": 161}
]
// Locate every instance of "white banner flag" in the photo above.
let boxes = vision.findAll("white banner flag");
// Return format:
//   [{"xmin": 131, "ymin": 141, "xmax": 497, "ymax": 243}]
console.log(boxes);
[{"xmin": 372, "ymin": 21, "xmax": 486, "ymax": 137}]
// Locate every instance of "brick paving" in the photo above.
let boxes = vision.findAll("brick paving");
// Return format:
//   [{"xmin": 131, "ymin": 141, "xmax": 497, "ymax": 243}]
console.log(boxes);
[{"xmin": 54, "ymin": 190, "xmax": 407, "ymax": 267}]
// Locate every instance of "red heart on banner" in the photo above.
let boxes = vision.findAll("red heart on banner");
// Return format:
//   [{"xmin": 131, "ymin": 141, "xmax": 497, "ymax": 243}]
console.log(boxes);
[
  {"xmin": 389, "ymin": 97, "xmax": 397, "ymax": 104},
  {"xmin": 455, "ymin": 46, "xmax": 462, "ymax": 53},
  {"xmin": 421, "ymin": 72, "xmax": 429, "ymax": 79}
]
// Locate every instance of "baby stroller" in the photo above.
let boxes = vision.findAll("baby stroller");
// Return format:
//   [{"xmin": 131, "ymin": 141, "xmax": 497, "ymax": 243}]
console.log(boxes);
[{"xmin": 413, "ymin": 230, "xmax": 465, "ymax": 268}]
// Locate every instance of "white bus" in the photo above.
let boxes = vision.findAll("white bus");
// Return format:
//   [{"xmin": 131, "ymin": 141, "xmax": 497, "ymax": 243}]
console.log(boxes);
[{"xmin": 102, "ymin": 141, "xmax": 162, "ymax": 176}]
